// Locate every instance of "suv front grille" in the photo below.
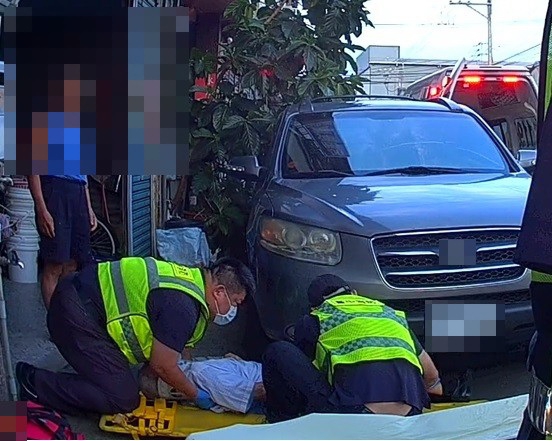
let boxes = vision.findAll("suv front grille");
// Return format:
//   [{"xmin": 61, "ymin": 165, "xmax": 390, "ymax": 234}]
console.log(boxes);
[
  {"xmin": 372, "ymin": 228, "xmax": 526, "ymax": 289},
  {"xmin": 385, "ymin": 290, "xmax": 531, "ymax": 315}
]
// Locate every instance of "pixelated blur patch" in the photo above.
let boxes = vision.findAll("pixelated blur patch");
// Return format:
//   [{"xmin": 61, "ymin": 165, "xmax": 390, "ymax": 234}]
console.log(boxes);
[
  {"xmin": 425, "ymin": 300, "xmax": 505, "ymax": 353},
  {"xmin": 439, "ymin": 239, "xmax": 477, "ymax": 266},
  {"xmin": 0, "ymin": 401, "xmax": 27, "ymax": 434}
]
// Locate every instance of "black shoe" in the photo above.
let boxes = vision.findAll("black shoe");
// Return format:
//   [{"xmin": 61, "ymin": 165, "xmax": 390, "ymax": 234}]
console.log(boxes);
[{"xmin": 16, "ymin": 362, "xmax": 38, "ymax": 401}]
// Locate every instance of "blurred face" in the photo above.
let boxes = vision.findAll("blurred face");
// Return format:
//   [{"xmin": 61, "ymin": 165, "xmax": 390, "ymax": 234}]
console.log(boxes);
[{"xmin": 63, "ymin": 78, "xmax": 81, "ymax": 113}]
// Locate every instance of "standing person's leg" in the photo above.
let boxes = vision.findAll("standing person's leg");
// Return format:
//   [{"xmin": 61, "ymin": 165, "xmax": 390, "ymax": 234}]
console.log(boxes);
[
  {"xmin": 68, "ymin": 181, "xmax": 94, "ymax": 271},
  {"xmin": 36, "ymin": 177, "xmax": 73, "ymax": 309},
  {"xmin": 17, "ymin": 276, "xmax": 140, "ymax": 415},
  {"xmin": 517, "ymin": 282, "xmax": 552, "ymax": 440},
  {"xmin": 262, "ymin": 341, "xmax": 334, "ymax": 423}
]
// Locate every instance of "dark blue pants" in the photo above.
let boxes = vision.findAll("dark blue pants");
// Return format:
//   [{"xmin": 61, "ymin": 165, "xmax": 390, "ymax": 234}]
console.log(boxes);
[
  {"xmin": 262, "ymin": 341, "xmax": 419, "ymax": 423},
  {"xmin": 33, "ymin": 275, "xmax": 140, "ymax": 415},
  {"xmin": 517, "ymin": 282, "xmax": 552, "ymax": 440}
]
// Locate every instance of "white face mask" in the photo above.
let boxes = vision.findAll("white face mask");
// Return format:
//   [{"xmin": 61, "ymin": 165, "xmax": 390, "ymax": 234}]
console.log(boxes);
[{"xmin": 213, "ymin": 291, "xmax": 238, "ymax": 326}]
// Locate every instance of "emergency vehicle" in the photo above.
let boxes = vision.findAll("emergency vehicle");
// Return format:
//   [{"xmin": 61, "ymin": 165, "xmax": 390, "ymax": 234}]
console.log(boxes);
[{"xmin": 399, "ymin": 58, "xmax": 539, "ymax": 159}]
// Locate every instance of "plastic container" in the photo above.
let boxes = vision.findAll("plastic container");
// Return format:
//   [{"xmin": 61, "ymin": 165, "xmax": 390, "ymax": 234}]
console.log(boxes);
[
  {"xmin": 10, "ymin": 176, "xmax": 29, "ymax": 189},
  {"xmin": 5, "ymin": 187, "xmax": 39, "ymax": 283},
  {"xmin": 6, "ymin": 187, "xmax": 38, "ymax": 238},
  {"xmin": 6, "ymin": 235, "xmax": 39, "ymax": 283}
]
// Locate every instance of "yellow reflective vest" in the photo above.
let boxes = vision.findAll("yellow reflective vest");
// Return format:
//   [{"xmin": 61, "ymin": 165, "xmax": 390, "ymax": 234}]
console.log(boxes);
[
  {"xmin": 532, "ymin": 270, "xmax": 552, "ymax": 283},
  {"xmin": 98, "ymin": 257, "xmax": 210, "ymax": 365},
  {"xmin": 311, "ymin": 294, "xmax": 423, "ymax": 384}
]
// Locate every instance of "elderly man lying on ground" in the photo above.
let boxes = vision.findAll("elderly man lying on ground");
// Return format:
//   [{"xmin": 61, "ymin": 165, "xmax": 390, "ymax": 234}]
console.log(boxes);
[{"xmin": 139, "ymin": 353, "xmax": 266, "ymax": 414}]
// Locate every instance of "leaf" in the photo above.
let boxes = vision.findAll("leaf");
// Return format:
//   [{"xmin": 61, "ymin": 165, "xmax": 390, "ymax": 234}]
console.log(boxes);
[
  {"xmin": 281, "ymin": 20, "xmax": 295, "ymax": 39},
  {"xmin": 212, "ymin": 105, "xmax": 230, "ymax": 132},
  {"xmin": 192, "ymin": 128, "xmax": 215, "ymax": 139},
  {"xmin": 191, "ymin": 139, "xmax": 215, "ymax": 162},
  {"xmin": 189, "ymin": 85, "xmax": 210, "ymax": 93},
  {"xmin": 343, "ymin": 51, "xmax": 359, "ymax": 74},
  {"xmin": 297, "ymin": 80, "xmax": 313, "ymax": 96},
  {"xmin": 192, "ymin": 171, "xmax": 213, "ymax": 194},
  {"xmin": 231, "ymin": 96, "xmax": 258, "ymax": 112},
  {"xmin": 242, "ymin": 122, "xmax": 260, "ymax": 154},
  {"xmin": 241, "ymin": 71, "xmax": 257, "ymax": 89},
  {"xmin": 304, "ymin": 48, "xmax": 318, "ymax": 71},
  {"xmin": 224, "ymin": 0, "xmax": 247, "ymax": 18},
  {"xmin": 219, "ymin": 81, "xmax": 235, "ymax": 97},
  {"xmin": 222, "ymin": 115, "xmax": 246, "ymax": 130},
  {"xmin": 261, "ymin": 43, "xmax": 278, "ymax": 59},
  {"xmin": 248, "ymin": 18, "xmax": 266, "ymax": 31}
]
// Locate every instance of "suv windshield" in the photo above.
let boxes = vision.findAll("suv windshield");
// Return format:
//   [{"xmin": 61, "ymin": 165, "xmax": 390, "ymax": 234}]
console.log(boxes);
[{"xmin": 282, "ymin": 110, "xmax": 511, "ymax": 178}]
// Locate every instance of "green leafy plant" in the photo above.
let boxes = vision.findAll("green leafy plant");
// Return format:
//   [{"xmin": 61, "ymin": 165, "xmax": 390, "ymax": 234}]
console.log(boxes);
[{"xmin": 189, "ymin": 0, "xmax": 372, "ymax": 254}]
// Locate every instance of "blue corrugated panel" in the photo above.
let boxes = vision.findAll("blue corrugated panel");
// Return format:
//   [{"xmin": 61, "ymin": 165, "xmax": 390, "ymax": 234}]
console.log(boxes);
[{"xmin": 130, "ymin": 175, "xmax": 152, "ymax": 257}]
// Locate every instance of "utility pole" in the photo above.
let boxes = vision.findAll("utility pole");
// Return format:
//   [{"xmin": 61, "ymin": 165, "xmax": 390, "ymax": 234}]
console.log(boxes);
[{"xmin": 450, "ymin": 0, "xmax": 493, "ymax": 64}]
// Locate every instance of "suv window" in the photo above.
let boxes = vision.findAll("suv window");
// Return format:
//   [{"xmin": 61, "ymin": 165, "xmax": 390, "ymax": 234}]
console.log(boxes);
[{"xmin": 282, "ymin": 110, "xmax": 510, "ymax": 177}]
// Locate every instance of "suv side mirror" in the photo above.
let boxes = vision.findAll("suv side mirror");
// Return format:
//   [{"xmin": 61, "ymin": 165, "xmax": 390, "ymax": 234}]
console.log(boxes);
[
  {"xmin": 227, "ymin": 156, "xmax": 262, "ymax": 181},
  {"xmin": 517, "ymin": 149, "xmax": 537, "ymax": 173}
]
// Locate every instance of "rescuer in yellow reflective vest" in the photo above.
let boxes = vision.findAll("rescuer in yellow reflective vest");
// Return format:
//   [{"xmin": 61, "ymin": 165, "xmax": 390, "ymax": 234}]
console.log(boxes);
[
  {"xmin": 15, "ymin": 256, "xmax": 256, "ymax": 416},
  {"xmin": 261, "ymin": 274, "xmax": 443, "ymax": 423}
]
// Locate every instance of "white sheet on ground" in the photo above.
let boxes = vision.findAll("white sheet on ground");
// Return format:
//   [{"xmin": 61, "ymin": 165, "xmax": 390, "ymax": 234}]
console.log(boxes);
[
  {"xmin": 188, "ymin": 394, "xmax": 528, "ymax": 440},
  {"xmin": 178, "ymin": 358, "xmax": 263, "ymax": 414}
]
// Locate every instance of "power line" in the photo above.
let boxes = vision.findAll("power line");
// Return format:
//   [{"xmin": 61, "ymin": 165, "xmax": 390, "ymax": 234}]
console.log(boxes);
[
  {"xmin": 450, "ymin": 0, "xmax": 493, "ymax": 64},
  {"xmin": 497, "ymin": 44, "xmax": 541, "ymax": 64}
]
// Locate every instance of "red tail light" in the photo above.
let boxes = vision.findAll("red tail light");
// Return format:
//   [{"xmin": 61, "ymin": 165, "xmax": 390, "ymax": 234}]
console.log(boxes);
[
  {"xmin": 502, "ymin": 76, "xmax": 520, "ymax": 83},
  {"xmin": 429, "ymin": 86, "xmax": 441, "ymax": 97},
  {"xmin": 462, "ymin": 76, "xmax": 481, "ymax": 84}
]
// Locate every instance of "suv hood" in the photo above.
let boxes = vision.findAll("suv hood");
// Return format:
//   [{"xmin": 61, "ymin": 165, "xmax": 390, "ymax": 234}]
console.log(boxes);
[{"xmin": 268, "ymin": 173, "xmax": 530, "ymax": 237}]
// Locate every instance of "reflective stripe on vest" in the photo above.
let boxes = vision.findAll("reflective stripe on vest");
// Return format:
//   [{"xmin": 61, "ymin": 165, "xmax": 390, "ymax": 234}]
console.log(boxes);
[
  {"xmin": 532, "ymin": 270, "xmax": 552, "ymax": 283},
  {"xmin": 311, "ymin": 295, "xmax": 423, "ymax": 383},
  {"xmin": 98, "ymin": 257, "xmax": 210, "ymax": 365}
]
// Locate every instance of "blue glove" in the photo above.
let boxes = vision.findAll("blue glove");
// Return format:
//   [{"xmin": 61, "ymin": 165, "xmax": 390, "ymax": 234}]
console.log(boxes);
[{"xmin": 195, "ymin": 388, "xmax": 215, "ymax": 410}]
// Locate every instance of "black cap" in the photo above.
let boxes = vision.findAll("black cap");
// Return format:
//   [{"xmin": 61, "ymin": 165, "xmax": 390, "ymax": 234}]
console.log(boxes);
[{"xmin": 307, "ymin": 274, "xmax": 351, "ymax": 308}]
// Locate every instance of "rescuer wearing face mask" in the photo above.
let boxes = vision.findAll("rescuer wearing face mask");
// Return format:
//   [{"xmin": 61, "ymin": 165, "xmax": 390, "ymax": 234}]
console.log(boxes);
[{"xmin": 15, "ymin": 256, "xmax": 256, "ymax": 416}]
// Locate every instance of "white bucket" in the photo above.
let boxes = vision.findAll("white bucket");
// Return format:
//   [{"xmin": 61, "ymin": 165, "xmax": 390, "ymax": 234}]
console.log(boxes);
[
  {"xmin": 6, "ymin": 234, "xmax": 39, "ymax": 284},
  {"xmin": 7, "ymin": 188, "xmax": 35, "ymax": 210},
  {"xmin": 6, "ymin": 187, "xmax": 39, "ymax": 239}
]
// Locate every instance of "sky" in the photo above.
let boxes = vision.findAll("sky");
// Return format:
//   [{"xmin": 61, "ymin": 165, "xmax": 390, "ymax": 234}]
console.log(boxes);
[{"xmin": 351, "ymin": 0, "xmax": 549, "ymax": 63}]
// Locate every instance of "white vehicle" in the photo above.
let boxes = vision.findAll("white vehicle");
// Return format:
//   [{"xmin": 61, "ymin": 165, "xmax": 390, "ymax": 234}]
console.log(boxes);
[{"xmin": 400, "ymin": 59, "xmax": 539, "ymax": 163}]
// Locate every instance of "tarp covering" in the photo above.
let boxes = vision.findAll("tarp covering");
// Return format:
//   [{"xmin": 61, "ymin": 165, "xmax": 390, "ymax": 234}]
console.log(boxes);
[
  {"xmin": 156, "ymin": 227, "xmax": 212, "ymax": 267},
  {"xmin": 188, "ymin": 394, "xmax": 528, "ymax": 440}
]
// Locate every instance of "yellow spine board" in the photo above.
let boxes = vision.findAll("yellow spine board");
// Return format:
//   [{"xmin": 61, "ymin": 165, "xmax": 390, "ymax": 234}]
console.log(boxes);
[{"xmin": 99, "ymin": 395, "xmax": 266, "ymax": 438}]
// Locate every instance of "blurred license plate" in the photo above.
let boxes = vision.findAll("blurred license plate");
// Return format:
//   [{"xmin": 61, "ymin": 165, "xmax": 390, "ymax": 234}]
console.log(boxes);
[{"xmin": 424, "ymin": 300, "xmax": 505, "ymax": 353}]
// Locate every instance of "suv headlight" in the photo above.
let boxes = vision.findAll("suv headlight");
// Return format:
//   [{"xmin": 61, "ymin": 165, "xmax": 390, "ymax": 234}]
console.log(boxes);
[{"xmin": 259, "ymin": 216, "xmax": 342, "ymax": 265}]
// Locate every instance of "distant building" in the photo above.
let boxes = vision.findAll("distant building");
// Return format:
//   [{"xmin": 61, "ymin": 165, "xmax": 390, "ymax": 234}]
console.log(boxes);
[{"xmin": 357, "ymin": 45, "xmax": 536, "ymax": 96}]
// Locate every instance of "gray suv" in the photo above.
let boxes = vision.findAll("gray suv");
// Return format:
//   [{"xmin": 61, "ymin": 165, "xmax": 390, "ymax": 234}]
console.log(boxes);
[{"xmin": 230, "ymin": 95, "xmax": 534, "ymax": 353}]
